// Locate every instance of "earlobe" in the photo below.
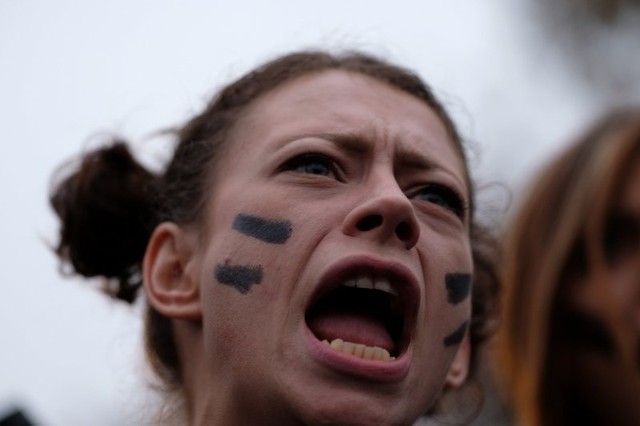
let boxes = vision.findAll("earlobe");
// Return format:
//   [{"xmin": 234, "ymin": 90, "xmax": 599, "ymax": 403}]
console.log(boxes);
[
  {"xmin": 445, "ymin": 333, "xmax": 471, "ymax": 388},
  {"xmin": 143, "ymin": 222, "xmax": 202, "ymax": 320}
]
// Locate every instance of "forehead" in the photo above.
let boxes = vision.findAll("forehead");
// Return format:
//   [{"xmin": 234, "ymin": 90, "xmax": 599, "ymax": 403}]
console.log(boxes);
[{"xmin": 228, "ymin": 70, "xmax": 468, "ymax": 187}]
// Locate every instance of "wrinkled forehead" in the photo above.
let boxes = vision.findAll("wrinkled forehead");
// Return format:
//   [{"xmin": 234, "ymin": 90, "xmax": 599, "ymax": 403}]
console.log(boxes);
[{"xmin": 226, "ymin": 69, "xmax": 471, "ymax": 191}]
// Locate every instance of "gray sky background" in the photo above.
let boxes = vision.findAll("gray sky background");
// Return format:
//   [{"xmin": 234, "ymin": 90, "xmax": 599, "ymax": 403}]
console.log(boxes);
[{"xmin": 1, "ymin": 1, "xmax": 639, "ymax": 425}]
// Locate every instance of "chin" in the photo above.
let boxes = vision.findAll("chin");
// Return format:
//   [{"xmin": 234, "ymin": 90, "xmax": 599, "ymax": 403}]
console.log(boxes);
[
  {"xmin": 282, "ymin": 379, "xmax": 428, "ymax": 426},
  {"xmin": 297, "ymin": 402, "xmax": 414, "ymax": 426}
]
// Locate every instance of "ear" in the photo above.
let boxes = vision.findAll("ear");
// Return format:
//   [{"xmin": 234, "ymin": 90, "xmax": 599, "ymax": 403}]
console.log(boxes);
[
  {"xmin": 444, "ymin": 332, "xmax": 471, "ymax": 388},
  {"xmin": 143, "ymin": 222, "xmax": 202, "ymax": 320}
]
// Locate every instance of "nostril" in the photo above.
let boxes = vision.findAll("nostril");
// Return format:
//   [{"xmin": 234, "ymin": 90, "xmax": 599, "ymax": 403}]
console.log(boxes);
[
  {"xmin": 357, "ymin": 215, "xmax": 383, "ymax": 232},
  {"xmin": 395, "ymin": 222, "xmax": 412, "ymax": 241}
]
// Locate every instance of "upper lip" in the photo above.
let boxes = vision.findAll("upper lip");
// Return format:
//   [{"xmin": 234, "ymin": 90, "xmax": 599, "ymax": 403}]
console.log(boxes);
[{"xmin": 305, "ymin": 255, "xmax": 421, "ymax": 354}]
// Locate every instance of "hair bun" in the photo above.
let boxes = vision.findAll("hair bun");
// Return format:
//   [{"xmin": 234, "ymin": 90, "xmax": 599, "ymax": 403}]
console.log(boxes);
[{"xmin": 50, "ymin": 140, "xmax": 156, "ymax": 303}]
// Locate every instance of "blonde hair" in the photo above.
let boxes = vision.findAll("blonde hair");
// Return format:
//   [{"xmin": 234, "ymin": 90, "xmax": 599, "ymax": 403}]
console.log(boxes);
[{"xmin": 495, "ymin": 108, "xmax": 640, "ymax": 426}]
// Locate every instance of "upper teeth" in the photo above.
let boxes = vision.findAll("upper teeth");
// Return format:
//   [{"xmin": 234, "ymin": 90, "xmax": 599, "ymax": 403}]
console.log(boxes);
[{"xmin": 342, "ymin": 275, "xmax": 399, "ymax": 297}]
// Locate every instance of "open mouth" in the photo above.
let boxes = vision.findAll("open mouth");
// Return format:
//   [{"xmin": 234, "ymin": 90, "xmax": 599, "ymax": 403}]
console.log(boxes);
[{"xmin": 305, "ymin": 262, "xmax": 417, "ymax": 363}]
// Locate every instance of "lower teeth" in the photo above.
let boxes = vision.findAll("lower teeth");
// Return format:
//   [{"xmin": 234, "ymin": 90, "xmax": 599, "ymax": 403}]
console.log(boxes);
[{"xmin": 323, "ymin": 338, "xmax": 395, "ymax": 361}]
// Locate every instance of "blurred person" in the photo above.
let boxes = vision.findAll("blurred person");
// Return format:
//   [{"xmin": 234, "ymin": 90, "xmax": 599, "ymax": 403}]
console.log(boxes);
[
  {"xmin": 50, "ymin": 50, "xmax": 499, "ymax": 425},
  {"xmin": 495, "ymin": 107, "xmax": 640, "ymax": 425}
]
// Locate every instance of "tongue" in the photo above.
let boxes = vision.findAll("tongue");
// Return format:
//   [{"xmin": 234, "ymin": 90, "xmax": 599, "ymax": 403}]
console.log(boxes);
[{"xmin": 307, "ymin": 311, "xmax": 394, "ymax": 352}]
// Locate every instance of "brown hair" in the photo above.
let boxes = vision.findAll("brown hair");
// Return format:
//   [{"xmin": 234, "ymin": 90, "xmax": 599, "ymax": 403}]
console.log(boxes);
[
  {"xmin": 494, "ymin": 108, "xmax": 640, "ymax": 426},
  {"xmin": 50, "ymin": 50, "xmax": 499, "ymax": 416}
]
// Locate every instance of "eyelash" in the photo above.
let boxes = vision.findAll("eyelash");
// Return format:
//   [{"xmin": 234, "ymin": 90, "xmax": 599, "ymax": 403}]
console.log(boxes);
[
  {"xmin": 410, "ymin": 183, "xmax": 468, "ymax": 219},
  {"xmin": 280, "ymin": 153, "xmax": 468, "ymax": 219},
  {"xmin": 279, "ymin": 153, "xmax": 342, "ymax": 180}
]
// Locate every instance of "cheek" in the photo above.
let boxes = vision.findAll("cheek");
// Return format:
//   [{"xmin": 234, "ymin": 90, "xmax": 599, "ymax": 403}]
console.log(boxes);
[
  {"xmin": 232, "ymin": 213, "xmax": 292, "ymax": 244},
  {"xmin": 197, "ymin": 236, "xmax": 286, "ymax": 360},
  {"xmin": 202, "ymin": 212, "xmax": 297, "ymax": 294},
  {"xmin": 443, "ymin": 320, "xmax": 470, "ymax": 347},
  {"xmin": 441, "ymin": 272, "xmax": 472, "ymax": 347},
  {"xmin": 214, "ymin": 263, "xmax": 263, "ymax": 294},
  {"xmin": 445, "ymin": 273, "xmax": 472, "ymax": 305},
  {"xmin": 418, "ymin": 237, "xmax": 473, "ymax": 350}
]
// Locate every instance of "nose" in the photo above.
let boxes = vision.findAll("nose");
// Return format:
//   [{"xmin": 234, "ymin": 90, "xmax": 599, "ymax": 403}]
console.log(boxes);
[{"xmin": 341, "ymin": 181, "xmax": 420, "ymax": 250}]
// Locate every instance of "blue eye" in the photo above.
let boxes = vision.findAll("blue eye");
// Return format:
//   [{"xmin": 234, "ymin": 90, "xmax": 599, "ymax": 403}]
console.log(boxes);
[
  {"xmin": 281, "ymin": 154, "xmax": 337, "ymax": 178},
  {"xmin": 413, "ymin": 184, "xmax": 467, "ymax": 218}
]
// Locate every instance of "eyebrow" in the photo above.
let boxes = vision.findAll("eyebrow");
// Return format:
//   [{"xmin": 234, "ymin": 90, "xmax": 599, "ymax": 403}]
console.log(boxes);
[
  {"xmin": 294, "ymin": 132, "xmax": 442, "ymax": 171},
  {"xmin": 283, "ymin": 131, "xmax": 467, "ymax": 189},
  {"xmin": 394, "ymin": 144, "xmax": 442, "ymax": 171},
  {"xmin": 306, "ymin": 132, "xmax": 369, "ymax": 156}
]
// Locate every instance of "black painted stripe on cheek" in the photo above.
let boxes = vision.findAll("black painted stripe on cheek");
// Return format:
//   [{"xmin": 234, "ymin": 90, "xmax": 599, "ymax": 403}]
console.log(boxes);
[
  {"xmin": 445, "ymin": 273, "xmax": 472, "ymax": 305},
  {"xmin": 214, "ymin": 264, "xmax": 263, "ymax": 294},
  {"xmin": 232, "ymin": 214, "xmax": 292, "ymax": 244},
  {"xmin": 443, "ymin": 320, "xmax": 469, "ymax": 347}
]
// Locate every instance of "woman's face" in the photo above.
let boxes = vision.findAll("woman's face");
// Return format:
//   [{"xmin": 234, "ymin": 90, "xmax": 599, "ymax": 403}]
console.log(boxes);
[
  {"xmin": 190, "ymin": 70, "xmax": 473, "ymax": 424},
  {"xmin": 606, "ymin": 154, "xmax": 640, "ymax": 343},
  {"xmin": 572, "ymin": 153, "xmax": 640, "ymax": 354}
]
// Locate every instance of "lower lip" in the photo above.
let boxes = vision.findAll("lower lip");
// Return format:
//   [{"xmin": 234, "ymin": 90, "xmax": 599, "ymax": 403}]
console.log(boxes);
[{"xmin": 304, "ymin": 326, "xmax": 411, "ymax": 382}]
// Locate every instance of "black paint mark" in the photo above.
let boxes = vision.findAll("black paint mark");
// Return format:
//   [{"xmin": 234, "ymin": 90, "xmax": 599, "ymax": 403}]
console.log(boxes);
[
  {"xmin": 214, "ymin": 264, "xmax": 263, "ymax": 294},
  {"xmin": 445, "ymin": 273, "xmax": 472, "ymax": 305},
  {"xmin": 443, "ymin": 320, "xmax": 469, "ymax": 347},
  {"xmin": 232, "ymin": 214, "xmax": 292, "ymax": 244}
]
